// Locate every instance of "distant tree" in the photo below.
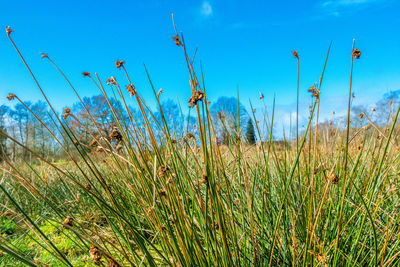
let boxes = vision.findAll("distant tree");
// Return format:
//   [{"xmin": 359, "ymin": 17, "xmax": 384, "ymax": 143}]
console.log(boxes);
[
  {"xmin": 246, "ymin": 119, "xmax": 256, "ymax": 145},
  {"xmin": 374, "ymin": 89, "xmax": 400, "ymax": 125},
  {"xmin": 154, "ymin": 99, "xmax": 182, "ymax": 137},
  {"xmin": 210, "ymin": 97, "xmax": 249, "ymax": 145}
]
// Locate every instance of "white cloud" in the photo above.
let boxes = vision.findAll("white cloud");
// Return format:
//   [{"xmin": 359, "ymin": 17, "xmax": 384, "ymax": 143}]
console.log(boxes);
[
  {"xmin": 319, "ymin": 0, "xmax": 386, "ymax": 16},
  {"xmin": 201, "ymin": 1, "xmax": 213, "ymax": 17}
]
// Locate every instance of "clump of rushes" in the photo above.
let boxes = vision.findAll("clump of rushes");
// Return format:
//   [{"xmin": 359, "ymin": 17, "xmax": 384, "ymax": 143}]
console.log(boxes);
[{"xmin": 1, "ymin": 23, "xmax": 399, "ymax": 267}]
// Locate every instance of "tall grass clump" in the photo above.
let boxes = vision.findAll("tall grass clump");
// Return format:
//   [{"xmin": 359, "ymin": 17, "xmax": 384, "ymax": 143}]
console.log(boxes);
[{"xmin": 1, "ymin": 20, "xmax": 400, "ymax": 267}]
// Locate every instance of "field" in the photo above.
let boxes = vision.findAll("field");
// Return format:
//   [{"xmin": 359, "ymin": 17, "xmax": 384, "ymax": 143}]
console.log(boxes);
[{"xmin": 1, "ymin": 25, "xmax": 400, "ymax": 267}]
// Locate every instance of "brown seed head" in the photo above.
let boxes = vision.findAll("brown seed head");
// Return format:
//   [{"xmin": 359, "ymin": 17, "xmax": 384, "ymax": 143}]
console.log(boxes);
[
  {"xmin": 172, "ymin": 34, "xmax": 182, "ymax": 46},
  {"xmin": 188, "ymin": 90, "xmax": 204, "ymax": 108},
  {"xmin": 259, "ymin": 92, "xmax": 264, "ymax": 99},
  {"xmin": 85, "ymin": 183, "xmax": 92, "ymax": 191},
  {"xmin": 115, "ymin": 60, "xmax": 125, "ymax": 69},
  {"xmin": 329, "ymin": 173, "xmax": 339, "ymax": 184},
  {"xmin": 308, "ymin": 84, "xmax": 320, "ymax": 99},
  {"xmin": 62, "ymin": 107, "xmax": 71, "ymax": 119},
  {"xmin": 352, "ymin": 48, "xmax": 361, "ymax": 59},
  {"xmin": 292, "ymin": 50, "xmax": 299, "ymax": 59},
  {"xmin": 109, "ymin": 128, "xmax": 123, "ymax": 142},
  {"xmin": 126, "ymin": 84, "xmax": 136, "ymax": 96},
  {"xmin": 7, "ymin": 93, "xmax": 16, "ymax": 101},
  {"xmin": 199, "ymin": 173, "xmax": 208, "ymax": 184},
  {"xmin": 89, "ymin": 244, "xmax": 102, "ymax": 265},
  {"xmin": 158, "ymin": 165, "xmax": 170, "ymax": 178},
  {"xmin": 82, "ymin": 72, "xmax": 91, "ymax": 77},
  {"xmin": 186, "ymin": 132, "xmax": 195, "ymax": 139},
  {"xmin": 6, "ymin": 26, "xmax": 13, "ymax": 36},
  {"xmin": 158, "ymin": 189, "xmax": 167, "ymax": 197},
  {"xmin": 40, "ymin": 52, "xmax": 48, "ymax": 59},
  {"xmin": 106, "ymin": 76, "xmax": 117, "ymax": 85},
  {"xmin": 62, "ymin": 216, "xmax": 74, "ymax": 229},
  {"xmin": 157, "ymin": 88, "xmax": 163, "ymax": 98}
]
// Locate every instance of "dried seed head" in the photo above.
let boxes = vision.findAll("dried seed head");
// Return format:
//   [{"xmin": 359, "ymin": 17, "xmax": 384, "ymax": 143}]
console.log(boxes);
[
  {"xmin": 157, "ymin": 88, "xmax": 163, "ymax": 98},
  {"xmin": 308, "ymin": 84, "xmax": 320, "ymax": 99},
  {"xmin": 62, "ymin": 216, "xmax": 74, "ymax": 229},
  {"xmin": 106, "ymin": 76, "xmax": 117, "ymax": 85},
  {"xmin": 329, "ymin": 173, "xmax": 339, "ymax": 184},
  {"xmin": 126, "ymin": 84, "xmax": 136, "ymax": 96},
  {"xmin": 6, "ymin": 26, "xmax": 13, "ymax": 36},
  {"xmin": 362, "ymin": 124, "xmax": 372, "ymax": 130},
  {"xmin": 186, "ymin": 132, "xmax": 195, "ymax": 139},
  {"xmin": 82, "ymin": 72, "xmax": 91, "ymax": 77},
  {"xmin": 146, "ymin": 206, "xmax": 155, "ymax": 216},
  {"xmin": 115, "ymin": 60, "xmax": 125, "ymax": 69},
  {"xmin": 352, "ymin": 48, "xmax": 361, "ymax": 59},
  {"xmin": 172, "ymin": 34, "xmax": 182, "ymax": 46},
  {"xmin": 199, "ymin": 174, "xmax": 208, "ymax": 184},
  {"xmin": 7, "ymin": 93, "xmax": 15, "ymax": 101},
  {"xmin": 158, "ymin": 189, "xmax": 167, "ymax": 197},
  {"xmin": 359, "ymin": 113, "xmax": 364, "ymax": 119},
  {"xmin": 188, "ymin": 90, "xmax": 204, "ymax": 108},
  {"xmin": 292, "ymin": 50, "xmax": 299, "ymax": 59},
  {"xmin": 170, "ymin": 139, "xmax": 177, "ymax": 144},
  {"xmin": 85, "ymin": 183, "xmax": 92, "ymax": 191},
  {"xmin": 62, "ymin": 107, "xmax": 71, "ymax": 119},
  {"xmin": 40, "ymin": 52, "xmax": 48, "ymax": 59},
  {"xmin": 109, "ymin": 128, "xmax": 123, "ymax": 142},
  {"xmin": 218, "ymin": 112, "xmax": 225, "ymax": 119},
  {"xmin": 158, "ymin": 165, "xmax": 170, "ymax": 178},
  {"xmin": 89, "ymin": 244, "xmax": 102, "ymax": 265},
  {"xmin": 89, "ymin": 138, "xmax": 98, "ymax": 147},
  {"xmin": 259, "ymin": 92, "xmax": 264, "ymax": 99},
  {"xmin": 371, "ymin": 108, "xmax": 376, "ymax": 112}
]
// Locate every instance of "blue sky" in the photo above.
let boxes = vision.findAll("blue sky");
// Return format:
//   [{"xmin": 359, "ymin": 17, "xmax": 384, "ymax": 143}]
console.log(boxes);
[{"xmin": 1, "ymin": 0, "xmax": 399, "ymax": 133}]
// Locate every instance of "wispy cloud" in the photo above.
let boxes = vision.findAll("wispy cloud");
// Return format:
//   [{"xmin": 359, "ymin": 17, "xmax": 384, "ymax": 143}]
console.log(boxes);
[
  {"xmin": 201, "ymin": 1, "xmax": 213, "ymax": 17},
  {"xmin": 318, "ymin": 0, "xmax": 387, "ymax": 16}
]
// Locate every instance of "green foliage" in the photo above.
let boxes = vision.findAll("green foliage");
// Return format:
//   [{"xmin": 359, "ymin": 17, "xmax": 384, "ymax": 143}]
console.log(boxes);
[
  {"xmin": 246, "ymin": 119, "xmax": 256, "ymax": 145},
  {"xmin": 0, "ymin": 218, "xmax": 16, "ymax": 235}
]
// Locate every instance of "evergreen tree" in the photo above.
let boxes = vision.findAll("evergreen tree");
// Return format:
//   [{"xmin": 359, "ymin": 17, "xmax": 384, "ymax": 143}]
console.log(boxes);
[{"xmin": 246, "ymin": 119, "xmax": 256, "ymax": 145}]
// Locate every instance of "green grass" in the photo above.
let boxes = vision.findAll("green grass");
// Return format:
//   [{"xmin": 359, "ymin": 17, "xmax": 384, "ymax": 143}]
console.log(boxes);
[{"xmin": 1, "ymin": 24, "xmax": 400, "ymax": 266}]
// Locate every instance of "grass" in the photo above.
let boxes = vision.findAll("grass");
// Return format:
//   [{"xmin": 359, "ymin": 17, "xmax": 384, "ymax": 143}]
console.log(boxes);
[{"xmin": 1, "ymin": 21, "xmax": 400, "ymax": 266}]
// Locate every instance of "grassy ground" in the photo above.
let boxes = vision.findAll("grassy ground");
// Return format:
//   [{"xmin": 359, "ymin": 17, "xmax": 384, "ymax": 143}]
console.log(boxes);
[{"xmin": 1, "ymin": 26, "xmax": 400, "ymax": 266}]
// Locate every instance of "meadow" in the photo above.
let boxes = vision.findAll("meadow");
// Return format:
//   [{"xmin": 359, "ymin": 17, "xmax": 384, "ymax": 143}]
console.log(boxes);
[{"xmin": 1, "ymin": 22, "xmax": 400, "ymax": 267}]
